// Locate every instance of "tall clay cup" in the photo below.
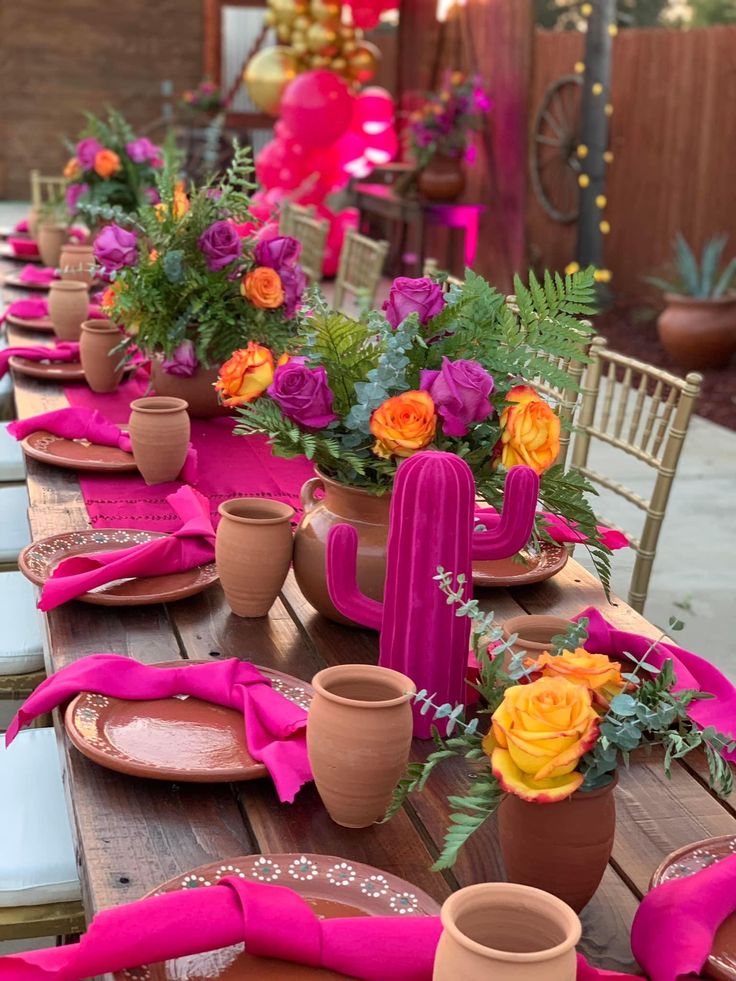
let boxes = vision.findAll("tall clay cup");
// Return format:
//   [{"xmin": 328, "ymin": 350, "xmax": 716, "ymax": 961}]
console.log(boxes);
[
  {"xmin": 80, "ymin": 319, "xmax": 124, "ymax": 393},
  {"xmin": 307, "ymin": 664, "xmax": 415, "ymax": 828},
  {"xmin": 27, "ymin": 206, "xmax": 40, "ymax": 240},
  {"xmin": 216, "ymin": 498, "xmax": 295, "ymax": 617},
  {"xmin": 433, "ymin": 883, "xmax": 581, "ymax": 981},
  {"xmin": 501, "ymin": 615, "xmax": 572, "ymax": 665},
  {"xmin": 37, "ymin": 223, "xmax": 67, "ymax": 267},
  {"xmin": 48, "ymin": 280, "xmax": 89, "ymax": 341},
  {"xmin": 59, "ymin": 243, "xmax": 95, "ymax": 285},
  {"xmin": 128, "ymin": 397, "xmax": 191, "ymax": 486}
]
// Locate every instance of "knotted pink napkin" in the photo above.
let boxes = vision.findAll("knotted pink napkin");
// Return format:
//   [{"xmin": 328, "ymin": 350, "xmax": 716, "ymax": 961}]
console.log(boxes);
[
  {"xmin": 577, "ymin": 607, "xmax": 736, "ymax": 759},
  {"xmin": 474, "ymin": 508, "xmax": 628, "ymax": 550},
  {"xmin": 34, "ymin": 485, "xmax": 213, "ymax": 611},
  {"xmin": 0, "ymin": 343, "xmax": 80, "ymax": 379},
  {"xmin": 8, "ymin": 237, "xmax": 40, "ymax": 257},
  {"xmin": 13, "ymin": 219, "xmax": 29, "ymax": 233},
  {"xmin": 18, "ymin": 264, "xmax": 58, "ymax": 285},
  {"xmin": 0, "ymin": 298, "xmax": 49, "ymax": 324},
  {"xmin": 6, "ymin": 655, "xmax": 311, "ymax": 802}
]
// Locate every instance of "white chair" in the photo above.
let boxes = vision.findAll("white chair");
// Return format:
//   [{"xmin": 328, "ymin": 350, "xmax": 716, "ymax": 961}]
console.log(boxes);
[
  {"xmin": 0, "ymin": 423, "xmax": 25, "ymax": 482},
  {"xmin": 0, "ymin": 338, "xmax": 15, "ymax": 421},
  {"xmin": 0, "ymin": 573, "xmax": 44, "ymax": 679},
  {"xmin": 0, "ymin": 485, "xmax": 31, "ymax": 570}
]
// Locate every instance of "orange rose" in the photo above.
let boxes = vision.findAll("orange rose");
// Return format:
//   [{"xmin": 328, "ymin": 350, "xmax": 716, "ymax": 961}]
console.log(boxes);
[
  {"xmin": 484, "ymin": 677, "xmax": 599, "ymax": 802},
  {"xmin": 154, "ymin": 189, "xmax": 190, "ymax": 222},
  {"xmin": 497, "ymin": 385, "xmax": 561, "ymax": 474},
  {"xmin": 100, "ymin": 279, "xmax": 124, "ymax": 312},
  {"xmin": 148, "ymin": 249, "xmax": 159, "ymax": 263},
  {"xmin": 527, "ymin": 648, "xmax": 628, "ymax": 713},
  {"xmin": 242, "ymin": 267, "xmax": 285, "ymax": 310},
  {"xmin": 93, "ymin": 149, "xmax": 122, "ymax": 178},
  {"xmin": 63, "ymin": 157, "xmax": 81, "ymax": 179},
  {"xmin": 370, "ymin": 391, "xmax": 437, "ymax": 459},
  {"xmin": 214, "ymin": 342, "xmax": 275, "ymax": 407}
]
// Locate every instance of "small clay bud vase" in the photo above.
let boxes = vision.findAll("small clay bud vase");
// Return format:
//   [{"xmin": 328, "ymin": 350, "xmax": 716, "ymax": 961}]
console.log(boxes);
[
  {"xmin": 59, "ymin": 243, "xmax": 95, "ymax": 285},
  {"xmin": 37, "ymin": 223, "xmax": 68, "ymax": 267},
  {"xmin": 432, "ymin": 882, "xmax": 581, "ymax": 981},
  {"xmin": 128, "ymin": 397, "xmax": 191, "ymax": 486},
  {"xmin": 80, "ymin": 319, "xmax": 124, "ymax": 393},
  {"xmin": 27, "ymin": 206, "xmax": 40, "ymax": 240},
  {"xmin": 307, "ymin": 663, "xmax": 415, "ymax": 828},
  {"xmin": 216, "ymin": 498, "xmax": 295, "ymax": 617},
  {"xmin": 48, "ymin": 280, "xmax": 89, "ymax": 341},
  {"xmin": 501, "ymin": 615, "xmax": 572, "ymax": 663}
]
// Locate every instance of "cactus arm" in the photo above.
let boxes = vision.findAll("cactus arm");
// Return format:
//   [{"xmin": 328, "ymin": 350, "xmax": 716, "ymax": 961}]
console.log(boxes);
[
  {"xmin": 473, "ymin": 465, "xmax": 540, "ymax": 560},
  {"xmin": 326, "ymin": 525, "xmax": 384, "ymax": 630}
]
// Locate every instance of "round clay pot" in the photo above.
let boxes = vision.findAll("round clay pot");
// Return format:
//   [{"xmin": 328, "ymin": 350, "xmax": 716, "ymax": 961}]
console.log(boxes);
[
  {"xmin": 418, "ymin": 154, "xmax": 466, "ymax": 202},
  {"xmin": 293, "ymin": 471, "xmax": 391, "ymax": 624},
  {"xmin": 48, "ymin": 280, "xmax": 89, "ymax": 341},
  {"xmin": 128, "ymin": 397, "xmax": 191, "ymax": 486},
  {"xmin": 27, "ymin": 206, "xmax": 40, "ymax": 240},
  {"xmin": 498, "ymin": 774, "xmax": 618, "ymax": 913},
  {"xmin": 433, "ymin": 882, "xmax": 581, "ymax": 981},
  {"xmin": 501, "ymin": 615, "xmax": 572, "ymax": 661},
  {"xmin": 59, "ymin": 244, "xmax": 95, "ymax": 285},
  {"xmin": 307, "ymin": 663, "xmax": 415, "ymax": 828},
  {"xmin": 657, "ymin": 292, "xmax": 736, "ymax": 371},
  {"xmin": 150, "ymin": 360, "xmax": 229, "ymax": 419},
  {"xmin": 79, "ymin": 319, "xmax": 125, "ymax": 393},
  {"xmin": 37, "ymin": 223, "xmax": 68, "ymax": 267},
  {"xmin": 216, "ymin": 498, "xmax": 295, "ymax": 617}
]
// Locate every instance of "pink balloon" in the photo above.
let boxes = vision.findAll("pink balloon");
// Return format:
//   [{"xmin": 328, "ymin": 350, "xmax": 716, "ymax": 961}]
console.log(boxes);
[
  {"xmin": 280, "ymin": 71, "xmax": 355, "ymax": 149},
  {"xmin": 256, "ymin": 138, "xmax": 306, "ymax": 191},
  {"xmin": 364, "ymin": 125, "xmax": 398, "ymax": 165},
  {"xmin": 335, "ymin": 131, "xmax": 368, "ymax": 170},
  {"xmin": 354, "ymin": 87, "xmax": 395, "ymax": 136}
]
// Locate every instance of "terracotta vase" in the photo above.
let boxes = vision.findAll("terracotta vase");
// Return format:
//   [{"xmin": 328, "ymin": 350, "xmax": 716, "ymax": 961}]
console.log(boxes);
[
  {"xmin": 150, "ymin": 360, "xmax": 228, "ymax": 419},
  {"xmin": 433, "ymin": 883, "xmax": 581, "ymax": 981},
  {"xmin": 27, "ymin": 206, "xmax": 40, "ymax": 240},
  {"xmin": 657, "ymin": 292, "xmax": 736, "ymax": 371},
  {"xmin": 48, "ymin": 280, "xmax": 89, "ymax": 341},
  {"xmin": 418, "ymin": 154, "xmax": 466, "ymax": 202},
  {"xmin": 37, "ymin": 223, "xmax": 68, "ymax": 267},
  {"xmin": 128, "ymin": 397, "xmax": 191, "ymax": 486},
  {"xmin": 498, "ymin": 775, "xmax": 618, "ymax": 913},
  {"xmin": 79, "ymin": 319, "xmax": 125, "ymax": 393},
  {"xmin": 501, "ymin": 615, "xmax": 572, "ymax": 662},
  {"xmin": 307, "ymin": 663, "xmax": 415, "ymax": 828},
  {"xmin": 59, "ymin": 244, "xmax": 95, "ymax": 286},
  {"xmin": 216, "ymin": 498, "xmax": 295, "ymax": 617}
]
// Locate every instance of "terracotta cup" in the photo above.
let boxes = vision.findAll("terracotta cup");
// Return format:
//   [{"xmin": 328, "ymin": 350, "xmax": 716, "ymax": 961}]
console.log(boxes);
[
  {"xmin": 128, "ymin": 397, "xmax": 191, "ymax": 486},
  {"xmin": 80, "ymin": 319, "xmax": 124, "ymax": 393},
  {"xmin": 501, "ymin": 615, "xmax": 572, "ymax": 663},
  {"xmin": 59, "ymin": 243, "xmax": 95, "ymax": 285},
  {"xmin": 48, "ymin": 280, "xmax": 89, "ymax": 341},
  {"xmin": 216, "ymin": 498, "xmax": 295, "ymax": 617},
  {"xmin": 433, "ymin": 882, "xmax": 581, "ymax": 980},
  {"xmin": 307, "ymin": 663, "xmax": 415, "ymax": 828},
  {"xmin": 37, "ymin": 223, "xmax": 68, "ymax": 267}
]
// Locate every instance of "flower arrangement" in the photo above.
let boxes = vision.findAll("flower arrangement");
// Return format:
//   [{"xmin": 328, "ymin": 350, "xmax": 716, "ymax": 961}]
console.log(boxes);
[
  {"xmin": 180, "ymin": 80, "xmax": 225, "ymax": 114},
  {"xmin": 63, "ymin": 109, "xmax": 163, "ymax": 220},
  {"xmin": 99, "ymin": 145, "xmax": 306, "ymax": 371},
  {"xmin": 408, "ymin": 71, "xmax": 491, "ymax": 169}
]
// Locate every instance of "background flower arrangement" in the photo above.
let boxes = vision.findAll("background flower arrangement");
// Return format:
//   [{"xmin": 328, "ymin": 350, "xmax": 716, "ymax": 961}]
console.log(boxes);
[
  {"xmin": 408, "ymin": 71, "xmax": 491, "ymax": 170},
  {"xmin": 180, "ymin": 80, "xmax": 225, "ymax": 114}
]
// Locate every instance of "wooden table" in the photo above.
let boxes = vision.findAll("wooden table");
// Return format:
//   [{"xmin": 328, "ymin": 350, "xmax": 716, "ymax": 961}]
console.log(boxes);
[{"xmin": 3, "ymin": 263, "xmax": 735, "ymax": 978}]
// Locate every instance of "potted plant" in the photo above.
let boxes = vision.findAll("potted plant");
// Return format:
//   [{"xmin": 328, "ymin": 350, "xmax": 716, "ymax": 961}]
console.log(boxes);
[{"xmin": 647, "ymin": 233, "xmax": 736, "ymax": 370}]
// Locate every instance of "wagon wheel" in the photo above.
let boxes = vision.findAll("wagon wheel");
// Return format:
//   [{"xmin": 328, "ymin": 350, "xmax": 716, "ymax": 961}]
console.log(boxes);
[{"xmin": 530, "ymin": 74, "xmax": 584, "ymax": 224}]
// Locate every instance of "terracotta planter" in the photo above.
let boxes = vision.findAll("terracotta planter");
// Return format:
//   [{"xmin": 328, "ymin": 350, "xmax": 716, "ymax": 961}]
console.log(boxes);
[
  {"xmin": 501, "ymin": 615, "xmax": 571, "ymax": 662},
  {"xmin": 128, "ymin": 397, "xmax": 191, "ymax": 485},
  {"xmin": 418, "ymin": 154, "xmax": 466, "ymax": 202},
  {"xmin": 657, "ymin": 292, "xmax": 736, "ymax": 371},
  {"xmin": 48, "ymin": 281, "xmax": 89, "ymax": 341},
  {"xmin": 37, "ymin": 223, "xmax": 68, "ymax": 267},
  {"xmin": 433, "ymin": 883, "xmax": 581, "ymax": 981},
  {"xmin": 27, "ymin": 206, "xmax": 40, "ymax": 240},
  {"xmin": 59, "ymin": 244, "xmax": 95, "ymax": 285},
  {"xmin": 216, "ymin": 498, "xmax": 295, "ymax": 617},
  {"xmin": 498, "ymin": 775, "xmax": 618, "ymax": 913},
  {"xmin": 150, "ymin": 360, "xmax": 228, "ymax": 419},
  {"xmin": 307, "ymin": 663, "xmax": 415, "ymax": 828},
  {"xmin": 79, "ymin": 319, "xmax": 125, "ymax": 393}
]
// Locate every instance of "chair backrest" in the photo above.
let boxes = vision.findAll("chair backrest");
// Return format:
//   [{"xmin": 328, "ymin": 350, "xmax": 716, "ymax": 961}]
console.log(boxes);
[
  {"xmin": 30, "ymin": 169, "xmax": 66, "ymax": 208},
  {"xmin": 570, "ymin": 336, "xmax": 702, "ymax": 613},
  {"xmin": 333, "ymin": 231, "xmax": 389, "ymax": 312},
  {"xmin": 422, "ymin": 257, "xmax": 463, "ymax": 288},
  {"xmin": 292, "ymin": 211, "xmax": 328, "ymax": 286},
  {"xmin": 279, "ymin": 201, "xmax": 312, "ymax": 239}
]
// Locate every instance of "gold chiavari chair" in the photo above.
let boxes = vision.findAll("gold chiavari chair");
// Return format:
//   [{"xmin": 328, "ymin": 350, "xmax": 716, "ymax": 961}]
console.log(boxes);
[
  {"xmin": 333, "ymin": 231, "xmax": 389, "ymax": 312},
  {"xmin": 292, "ymin": 211, "xmax": 328, "ymax": 286},
  {"xmin": 29, "ymin": 169, "xmax": 66, "ymax": 209}
]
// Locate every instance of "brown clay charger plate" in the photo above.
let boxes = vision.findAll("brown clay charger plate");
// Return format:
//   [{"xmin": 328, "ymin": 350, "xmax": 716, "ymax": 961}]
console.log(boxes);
[
  {"xmin": 5, "ymin": 312, "xmax": 55, "ymax": 332},
  {"xmin": 19, "ymin": 528, "xmax": 218, "ymax": 606},
  {"xmin": 651, "ymin": 835, "xmax": 736, "ymax": 980},
  {"xmin": 20, "ymin": 430, "xmax": 138, "ymax": 472},
  {"xmin": 0, "ymin": 241, "xmax": 42, "ymax": 262},
  {"xmin": 0, "ymin": 225, "xmax": 28, "ymax": 239},
  {"xmin": 65, "ymin": 660, "xmax": 314, "ymax": 782},
  {"xmin": 473, "ymin": 541, "xmax": 568, "ymax": 588},
  {"xmin": 7, "ymin": 356, "xmax": 86, "ymax": 383},
  {"xmin": 112, "ymin": 853, "xmax": 440, "ymax": 980},
  {"xmin": 2, "ymin": 272, "xmax": 54, "ymax": 291}
]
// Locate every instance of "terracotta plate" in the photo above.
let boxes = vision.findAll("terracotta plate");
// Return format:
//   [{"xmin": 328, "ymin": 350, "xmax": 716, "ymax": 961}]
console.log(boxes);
[
  {"xmin": 19, "ymin": 528, "xmax": 219, "ymax": 606},
  {"xmin": 472, "ymin": 541, "xmax": 568, "ymax": 588},
  {"xmin": 65, "ymin": 661, "xmax": 314, "ymax": 782},
  {"xmin": 0, "ymin": 241, "xmax": 41, "ymax": 262},
  {"xmin": 5, "ymin": 313, "xmax": 56, "ymax": 332},
  {"xmin": 111, "ymin": 853, "xmax": 440, "ymax": 980},
  {"xmin": 0, "ymin": 225, "xmax": 26, "ymax": 239},
  {"xmin": 2, "ymin": 272, "xmax": 53, "ymax": 291},
  {"xmin": 21, "ymin": 431, "xmax": 138, "ymax": 472},
  {"xmin": 651, "ymin": 835, "xmax": 736, "ymax": 981},
  {"xmin": 8, "ymin": 356, "xmax": 86, "ymax": 382}
]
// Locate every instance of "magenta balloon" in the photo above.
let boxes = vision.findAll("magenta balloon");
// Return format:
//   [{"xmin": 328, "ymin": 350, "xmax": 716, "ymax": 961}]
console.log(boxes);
[
  {"xmin": 255, "ymin": 138, "xmax": 304, "ymax": 191},
  {"xmin": 335, "ymin": 130, "xmax": 367, "ymax": 170},
  {"xmin": 364, "ymin": 125, "xmax": 398, "ymax": 165},
  {"xmin": 280, "ymin": 71, "xmax": 354, "ymax": 149},
  {"xmin": 354, "ymin": 87, "xmax": 395, "ymax": 135}
]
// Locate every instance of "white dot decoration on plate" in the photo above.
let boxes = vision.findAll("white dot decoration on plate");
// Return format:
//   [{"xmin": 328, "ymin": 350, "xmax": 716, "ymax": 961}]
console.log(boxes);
[
  {"xmin": 180, "ymin": 873, "xmax": 211, "ymax": 889},
  {"xmin": 249, "ymin": 857, "xmax": 282, "ymax": 882},
  {"xmin": 288, "ymin": 856, "xmax": 319, "ymax": 881},
  {"xmin": 360, "ymin": 874, "xmax": 389, "ymax": 897},
  {"xmin": 389, "ymin": 892, "xmax": 420, "ymax": 915},
  {"xmin": 215, "ymin": 864, "xmax": 247, "ymax": 880},
  {"xmin": 326, "ymin": 862, "xmax": 356, "ymax": 886}
]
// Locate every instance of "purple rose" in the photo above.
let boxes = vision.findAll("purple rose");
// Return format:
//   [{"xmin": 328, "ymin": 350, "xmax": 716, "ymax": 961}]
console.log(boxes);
[
  {"xmin": 144, "ymin": 186, "xmax": 160, "ymax": 205},
  {"xmin": 279, "ymin": 263, "xmax": 307, "ymax": 318},
  {"xmin": 125, "ymin": 137, "xmax": 161, "ymax": 164},
  {"xmin": 198, "ymin": 220, "xmax": 242, "ymax": 272},
  {"xmin": 255, "ymin": 235, "xmax": 301, "ymax": 271},
  {"xmin": 420, "ymin": 357, "xmax": 494, "ymax": 437},
  {"xmin": 76, "ymin": 137, "xmax": 103, "ymax": 170},
  {"xmin": 383, "ymin": 277, "xmax": 446, "ymax": 328},
  {"xmin": 93, "ymin": 223, "xmax": 138, "ymax": 272},
  {"xmin": 66, "ymin": 182, "xmax": 88, "ymax": 215},
  {"xmin": 161, "ymin": 340, "xmax": 198, "ymax": 378},
  {"xmin": 268, "ymin": 361, "xmax": 338, "ymax": 429}
]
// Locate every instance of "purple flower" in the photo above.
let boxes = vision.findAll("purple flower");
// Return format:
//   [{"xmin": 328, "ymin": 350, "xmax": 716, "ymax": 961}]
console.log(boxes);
[
  {"xmin": 197, "ymin": 220, "xmax": 242, "ymax": 272},
  {"xmin": 144, "ymin": 186, "xmax": 160, "ymax": 205},
  {"xmin": 66, "ymin": 182, "xmax": 88, "ymax": 215},
  {"xmin": 268, "ymin": 360, "xmax": 337, "ymax": 429},
  {"xmin": 126, "ymin": 137, "xmax": 162, "ymax": 164},
  {"xmin": 93, "ymin": 223, "xmax": 138, "ymax": 272},
  {"xmin": 279, "ymin": 264, "xmax": 307, "ymax": 318},
  {"xmin": 255, "ymin": 235, "xmax": 302, "ymax": 271},
  {"xmin": 420, "ymin": 357, "xmax": 494, "ymax": 437},
  {"xmin": 76, "ymin": 137, "xmax": 103, "ymax": 170},
  {"xmin": 161, "ymin": 340, "xmax": 198, "ymax": 378},
  {"xmin": 383, "ymin": 277, "xmax": 446, "ymax": 328}
]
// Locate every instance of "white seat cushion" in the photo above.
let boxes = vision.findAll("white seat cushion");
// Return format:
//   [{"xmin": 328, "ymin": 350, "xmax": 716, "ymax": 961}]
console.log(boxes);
[
  {"xmin": 0, "ymin": 728, "xmax": 81, "ymax": 906},
  {"xmin": 0, "ymin": 572, "xmax": 43, "ymax": 675},
  {"xmin": 0, "ymin": 484, "xmax": 30, "ymax": 562},
  {"xmin": 0, "ymin": 337, "xmax": 12, "ymax": 397},
  {"xmin": 0, "ymin": 423, "xmax": 25, "ymax": 482}
]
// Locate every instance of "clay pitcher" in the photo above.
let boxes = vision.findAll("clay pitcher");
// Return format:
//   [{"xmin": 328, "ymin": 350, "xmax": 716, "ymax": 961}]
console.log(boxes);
[
  {"xmin": 150, "ymin": 360, "xmax": 229, "ymax": 419},
  {"xmin": 80, "ymin": 319, "xmax": 124, "ymax": 393},
  {"xmin": 48, "ymin": 280, "xmax": 89, "ymax": 341},
  {"xmin": 216, "ymin": 498, "xmax": 295, "ymax": 617},
  {"xmin": 59, "ymin": 243, "xmax": 95, "ymax": 286},
  {"xmin": 307, "ymin": 664, "xmax": 415, "ymax": 828},
  {"xmin": 433, "ymin": 883, "xmax": 581, "ymax": 981},
  {"xmin": 37, "ymin": 223, "xmax": 68, "ymax": 267},
  {"xmin": 128, "ymin": 397, "xmax": 191, "ymax": 485},
  {"xmin": 417, "ymin": 153, "xmax": 466, "ymax": 202}
]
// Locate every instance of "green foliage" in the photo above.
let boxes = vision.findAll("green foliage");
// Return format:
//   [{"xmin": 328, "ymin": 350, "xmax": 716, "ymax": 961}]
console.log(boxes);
[
  {"xmin": 646, "ymin": 233, "xmax": 736, "ymax": 299},
  {"xmin": 299, "ymin": 310, "xmax": 380, "ymax": 417}
]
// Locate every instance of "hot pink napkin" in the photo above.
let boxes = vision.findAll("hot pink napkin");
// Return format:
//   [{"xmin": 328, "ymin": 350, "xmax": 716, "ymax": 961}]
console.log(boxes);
[
  {"xmin": 13, "ymin": 219, "xmax": 29, "ymax": 233},
  {"xmin": 32, "ymin": 485, "xmax": 213, "ymax": 611},
  {"xmin": 0, "ymin": 342, "xmax": 80, "ymax": 379},
  {"xmin": 474, "ymin": 507, "xmax": 628, "ymax": 550},
  {"xmin": 577, "ymin": 607, "xmax": 736, "ymax": 759},
  {"xmin": 69, "ymin": 227, "xmax": 88, "ymax": 243},
  {"xmin": 0, "ymin": 298, "xmax": 49, "ymax": 324},
  {"xmin": 18, "ymin": 264, "xmax": 58, "ymax": 285},
  {"xmin": 7, "ymin": 655, "xmax": 311, "ymax": 802},
  {"xmin": 8, "ymin": 237, "xmax": 40, "ymax": 257}
]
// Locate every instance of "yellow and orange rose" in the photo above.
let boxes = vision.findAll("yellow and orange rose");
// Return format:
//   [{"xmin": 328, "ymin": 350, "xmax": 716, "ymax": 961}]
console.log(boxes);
[
  {"xmin": 93, "ymin": 149, "xmax": 122, "ymax": 179},
  {"xmin": 497, "ymin": 385, "xmax": 561, "ymax": 474},
  {"xmin": 484, "ymin": 676, "xmax": 599, "ymax": 802},
  {"xmin": 526, "ymin": 648, "xmax": 628, "ymax": 712},
  {"xmin": 154, "ymin": 188, "xmax": 190, "ymax": 222},
  {"xmin": 370, "ymin": 391, "xmax": 437, "ymax": 460},
  {"xmin": 214, "ymin": 342, "xmax": 274, "ymax": 407},
  {"xmin": 63, "ymin": 157, "xmax": 81, "ymax": 180},
  {"xmin": 241, "ymin": 267, "xmax": 284, "ymax": 310}
]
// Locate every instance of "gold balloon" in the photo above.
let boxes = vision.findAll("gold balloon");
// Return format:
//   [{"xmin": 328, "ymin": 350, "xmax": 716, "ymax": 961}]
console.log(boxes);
[
  {"xmin": 346, "ymin": 41, "xmax": 380, "ymax": 83},
  {"xmin": 341, "ymin": 40, "xmax": 357, "ymax": 55},
  {"xmin": 338, "ymin": 24, "xmax": 355, "ymax": 39},
  {"xmin": 293, "ymin": 14, "xmax": 311, "ymax": 31},
  {"xmin": 331, "ymin": 56, "xmax": 347, "ymax": 73},
  {"xmin": 310, "ymin": 54, "xmax": 331, "ymax": 68},
  {"xmin": 292, "ymin": 40, "xmax": 308, "ymax": 56},
  {"xmin": 269, "ymin": 0, "xmax": 301, "ymax": 25},
  {"xmin": 243, "ymin": 45, "xmax": 299, "ymax": 115},
  {"xmin": 276, "ymin": 24, "xmax": 292, "ymax": 42},
  {"xmin": 306, "ymin": 21, "xmax": 339, "ymax": 55},
  {"xmin": 311, "ymin": 0, "xmax": 340, "ymax": 24}
]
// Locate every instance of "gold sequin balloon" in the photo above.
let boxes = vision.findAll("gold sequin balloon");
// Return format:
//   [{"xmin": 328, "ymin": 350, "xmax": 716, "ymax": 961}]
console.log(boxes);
[
  {"xmin": 311, "ymin": 0, "xmax": 340, "ymax": 24},
  {"xmin": 269, "ymin": 0, "xmax": 305, "ymax": 26},
  {"xmin": 306, "ymin": 21, "xmax": 339, "ymax": 55},
  {"xmin": 243, "ymin": 45, "xmax": 299, "ymax": 115},
  {"xmin": 346, "ymin": 41, "xmax": 380, "ymax": 83}
]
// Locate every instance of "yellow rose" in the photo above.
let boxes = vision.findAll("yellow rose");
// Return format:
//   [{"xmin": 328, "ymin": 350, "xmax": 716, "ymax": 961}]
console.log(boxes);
[
  {"xmin": 242, "ymin": 267, "xmax": 284, "ymax": 310},
  {"xmin": 63, "ymin": 157, "xmax": 81, "ymax": 179},
  {"xmin": 527, "ymin": 648, "xmax": 628, "ymax": 713},
  {"xmin": 214, "ymin": 342, "xmax": 274, "ymax": 407},
  {"xmin": 497, "ymin": 385, "xmax": 561, "ymax": 474},
  {"xmin": 369, "ymin": 391, "xmax": 437, "ymax": 460},
  {"xmin": 93, "ymin": 149, "xmax": 122, "ymax": 179},
  {"xmin": 484, "ymin": 677, "xmax": 599, "ymax": 802}
]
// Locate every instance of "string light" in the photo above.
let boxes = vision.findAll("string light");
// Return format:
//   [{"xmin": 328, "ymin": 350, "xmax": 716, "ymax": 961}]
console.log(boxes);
[
  {"xmin": 565, "ymin": 262, "xmax": 581, "ymax": 275},
  {"xmin": 581, "ymin": 2, "xmax": 593, "ymax": 15},
  {"xmin": 603, "ymin": 150, "xmax": 614, "ymax": 163},
  {"xmin": 577, "ymin": 144, "xmax": 589, "ymax": 158},
  {"xmin": 608, "ymin": 23, "xmax": 618, "ymax": 35},
  {"xmin": 600, "ymin": 220, "xmax": 611, "ymax": 234},
  {"xmin": 578, "ymin": 174, "xmax": 590, "ymax": 188},
  {"xmin": 592, "ymin": 82, "xmax": 604, "ymax": 95},
  {"xmin": 594, "ymin": 269, "xmax": 612, "ymax": 283},
  {"xmin": 574, "ymin": 61, "xmax": 585, "ymax": 74},
  {"xmin": 595, "ymin": 194, "xmax": 607, "ymax": 208},
  {"xmin": 605, "ymin": 103, "xmax": 614, "ymax": 116}
]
